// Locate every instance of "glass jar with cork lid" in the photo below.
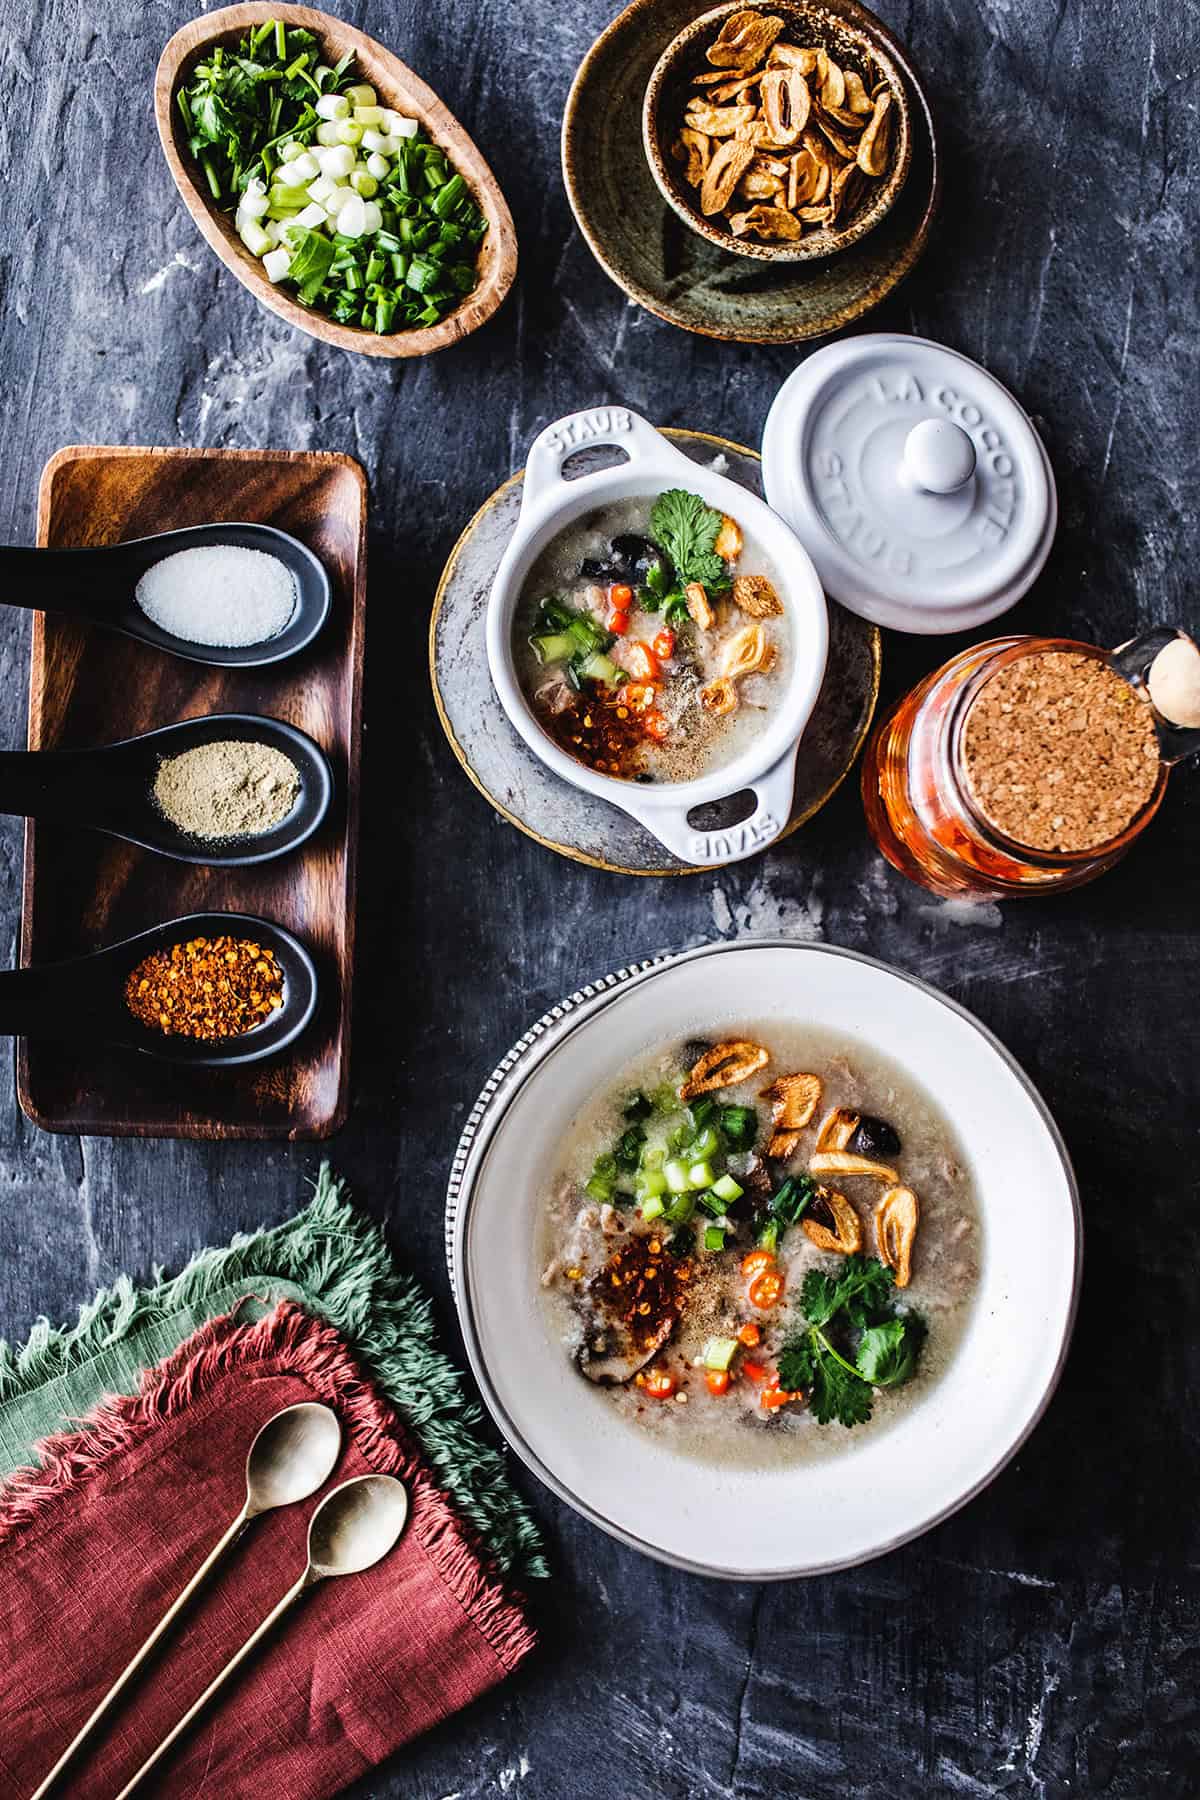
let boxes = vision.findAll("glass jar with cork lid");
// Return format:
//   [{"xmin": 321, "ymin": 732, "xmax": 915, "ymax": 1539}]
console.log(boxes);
[
  {"xmin": 861, "ymin": 629, "xmax": 1200, "ymax": 899},
  {"xmin": 760, "ymin": 333, "xmax": 1197, "ymax": 899}
]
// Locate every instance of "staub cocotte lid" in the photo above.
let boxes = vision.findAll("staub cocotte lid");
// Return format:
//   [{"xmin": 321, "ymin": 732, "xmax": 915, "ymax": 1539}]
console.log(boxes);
[{"xmin": 762, "ymin": 334, "xmax": 1057, "ymax": 634}]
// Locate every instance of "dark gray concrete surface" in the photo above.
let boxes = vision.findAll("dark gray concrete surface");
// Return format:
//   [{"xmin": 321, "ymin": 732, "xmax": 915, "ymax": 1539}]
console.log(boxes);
[{"xmin": 0, "ymin": 0, "xmax": 1196, "ymax": 1794}]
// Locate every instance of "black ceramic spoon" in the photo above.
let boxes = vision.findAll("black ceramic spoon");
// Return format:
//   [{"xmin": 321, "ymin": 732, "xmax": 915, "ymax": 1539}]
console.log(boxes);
[
  {"xmin": 0, "ymin": 912, "xmax": 319, "ymax": 1067},
  {"xmin": 1, "ymin": 523, "xmax": 330, "ymax": 667},
  {"xmin": 0, "ymin": 714, "xmax": 334, "ymax": 866}
]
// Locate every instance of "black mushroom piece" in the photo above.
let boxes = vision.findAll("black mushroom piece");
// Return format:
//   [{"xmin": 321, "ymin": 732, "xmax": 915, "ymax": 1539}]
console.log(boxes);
[
  {"xmin": 577, "ymin": 1314, "xmax": 676, "ymax": 1386},
  {"xmin": 849, "ymin": 1114, "xmax": 902, "ymax": 1159},
  {"xmin": 579, "ymin": 534, "xmax": 674, "ymax": 592}
]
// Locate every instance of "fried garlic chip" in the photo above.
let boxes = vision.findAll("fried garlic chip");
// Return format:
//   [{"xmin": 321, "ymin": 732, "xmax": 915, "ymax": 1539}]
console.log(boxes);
[
  {"xmin": 706, "ymin": 9, "xmax": 785, "ymax": 70},
  {"xmin": 673, "ymin": 127, "xmax": 711, "ymax": 187},
  {"xmin": 760, "ymin": 67, "xmax": 811, "ymax": 146},
  {"xmin": 762, "ymin": 1072, "xmax": 823, "ymax": 1158},
  {"xmin": 680, "ymin": 1039, "xmax": 770, "ymax": 1098},
  {"xmin": 876, "ymin": 1184, "xmax": 920, "ymax": 1288},
  {"xmin": 729, "ymin": 204, "xmax": 804, "ymax": 240},
  {"xmin": 802, "ymin": 1189, "xmax": 864, "ymax": 1257},
  {"xmin": 685, "ymin": 100, "xmax": 759, "ymax": 138},
  {"xmin": 826, "ymin": 159, "xmax": 863, "ymax": 224},
  {"xmin": 732, "ymin": 574, "xmax": 783, "ymax": 618},
  {"xmin": 857, "ymin": 90, "xmax": 893, "ymax": 175},
  {"xmin": 818, "ymin": 56, "xmax": 846, "ymax": 110},
  {"xmin": 704, "ymin": 74, "xmax": 763, "ymax": 103},
  {"xmin": 686, "ymin": 581, "xmax": 716, "ymax": 630},
  {"xmin": 700, "ymin": 137, "xmax": 756, "ymax": 214},
  {"xmin": 815, "ymin": 111, "xmax": 859, "ymax": 161},
  {"xmin": 843, "ymin": 68, "xmax": 873, "ymax": 113},
  {"xmin": 787, "ymin": 147, "xmax": 821, "ymax": 208},
  {"xmin": 769, "ymin": 42, "xmax": 819, "ymax": 73},
  {"xmin": 714, "ymin": 514, "xmax": 743, "ymax": 560},
  {"xmin": 722, "ymin": 621, "xmax": 777, "ymax": 679},
  {"xmin": 700, "ymin": 676, "xmax": 738, "ymax": 715}
]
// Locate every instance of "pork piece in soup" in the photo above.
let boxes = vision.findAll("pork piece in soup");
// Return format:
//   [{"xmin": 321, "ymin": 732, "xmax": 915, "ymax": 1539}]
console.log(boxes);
[
  {"xmin": 537, "ymin": 1026, "xmax": 980, "ymax": 1469},
  {"xmin": 514, "ymin": 488, "xmax": 789, "ymax": 784}
]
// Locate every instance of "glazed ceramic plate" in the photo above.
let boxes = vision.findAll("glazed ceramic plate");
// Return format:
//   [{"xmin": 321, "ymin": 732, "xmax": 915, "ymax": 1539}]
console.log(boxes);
[
  {"xmin": 562, "ymin": 0, "xmax": 939, "ymax": 343},
  {"xmin": 430, "ymin": 431, "xmax": 880, "ymax": 875},
  {"xmin": 448, "ymin": 941, "xmax": 1081, "ymax": 1578}
]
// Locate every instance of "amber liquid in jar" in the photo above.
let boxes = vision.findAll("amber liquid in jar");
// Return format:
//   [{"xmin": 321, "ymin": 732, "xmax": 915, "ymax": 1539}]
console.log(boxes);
[{"xmin": 861, "ymin": 636, "xmax": 1169, "ymax": 899}]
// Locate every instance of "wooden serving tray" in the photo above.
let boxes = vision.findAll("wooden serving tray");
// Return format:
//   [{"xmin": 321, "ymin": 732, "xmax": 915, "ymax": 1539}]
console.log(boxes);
[{"xmin": 18, "ymin": 446, "xmax": 367, "ymax": 1140}]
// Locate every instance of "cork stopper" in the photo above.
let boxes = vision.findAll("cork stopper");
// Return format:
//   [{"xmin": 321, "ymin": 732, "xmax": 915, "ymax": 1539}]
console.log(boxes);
[{"xmin": 961, "ymin": 650, "xmax": 1161, "ymax": 854}]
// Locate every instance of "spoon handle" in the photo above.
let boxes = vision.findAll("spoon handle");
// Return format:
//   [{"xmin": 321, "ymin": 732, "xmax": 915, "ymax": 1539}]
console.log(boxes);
[
  {"xmin": 0, "ymin": 750, "xmax": 94, "ymax": 824},
  {"xmin": 28, "ymin": 1506, "xmax": 250, "ymax": 1800},
  {"xmin": 0, "ymin": 964, "xmax": 114, "ymax": 1036},
  {"xmin": 0, "ymin": 547, "xmax": 121, "ymax": 621},
  {"xmin": 111, "ymin": 1569, "xmax": 312, "ymax": 1800}
]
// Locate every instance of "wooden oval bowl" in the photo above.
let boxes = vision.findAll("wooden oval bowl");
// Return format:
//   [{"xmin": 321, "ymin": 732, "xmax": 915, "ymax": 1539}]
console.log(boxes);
[{"xmin": 155, "ymin": 3, "xmax": 517, "ymax": 357}]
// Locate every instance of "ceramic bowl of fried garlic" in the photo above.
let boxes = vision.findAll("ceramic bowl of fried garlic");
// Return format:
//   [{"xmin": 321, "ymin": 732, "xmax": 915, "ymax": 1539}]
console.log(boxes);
[{"xmin": 643, "ymin": 1, "xmax": 912, "ymax": 262}]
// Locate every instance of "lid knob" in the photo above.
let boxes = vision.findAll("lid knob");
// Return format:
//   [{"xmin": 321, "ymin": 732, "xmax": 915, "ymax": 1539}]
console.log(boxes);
[{"xmin": 902, "ymin": 419, "xmax": 977, "ymax": 495}]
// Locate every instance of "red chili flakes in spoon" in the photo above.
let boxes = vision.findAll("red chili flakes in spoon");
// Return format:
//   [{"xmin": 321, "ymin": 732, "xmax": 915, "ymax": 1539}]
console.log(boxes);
[{"xmin": 125, "ymin": 936, "xmax": 284, "ymax": 1039}]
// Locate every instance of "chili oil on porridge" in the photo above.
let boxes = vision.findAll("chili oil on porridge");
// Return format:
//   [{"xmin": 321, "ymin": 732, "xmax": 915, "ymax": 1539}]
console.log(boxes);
[
  {"xmin": 537, "ymin": 1024, "xmax": 980, "ymax": 1469},
  {"xmin": 514, "ymin": 487, "xmax": 791, "ymax": 785}
]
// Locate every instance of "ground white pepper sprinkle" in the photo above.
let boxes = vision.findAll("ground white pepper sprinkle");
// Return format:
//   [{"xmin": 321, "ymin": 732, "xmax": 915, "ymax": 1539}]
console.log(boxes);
[
  {"xmin": 153, "ymin": 740, "xmax": 301, "ymax": 841},
  {"xmin": 962, "ymin": 651, "xmax": 1161, "ymax": 854}
]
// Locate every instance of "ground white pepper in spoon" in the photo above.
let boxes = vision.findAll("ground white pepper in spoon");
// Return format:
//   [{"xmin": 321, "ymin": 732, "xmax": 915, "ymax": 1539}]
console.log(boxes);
[{"xmin": 153, "ymin": 740, "xmax": 301, "ymax": 841}]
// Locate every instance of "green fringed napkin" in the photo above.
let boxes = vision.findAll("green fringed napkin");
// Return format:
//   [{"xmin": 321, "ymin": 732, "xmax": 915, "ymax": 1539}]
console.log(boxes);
[{"xmin": 0, "ymin": 1164, "xmax": 545, "ymax": 1580}]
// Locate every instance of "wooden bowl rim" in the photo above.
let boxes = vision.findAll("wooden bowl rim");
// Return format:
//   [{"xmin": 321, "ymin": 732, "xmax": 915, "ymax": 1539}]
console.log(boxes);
[
  {"xmin": 155, "ymin": 1, "xmax": 517, "ymax": 358},
  {"xmin": 643, "ymin": 0, "xmax": 913, "ymax": 263}
]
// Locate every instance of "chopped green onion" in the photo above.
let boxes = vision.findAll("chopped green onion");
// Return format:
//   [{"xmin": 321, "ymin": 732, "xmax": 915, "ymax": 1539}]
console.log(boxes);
[
  {"xmin": 530, "ymin": 632, "xmax": 575, "ymax": 665},
  {"xmin": 688, "ymin": 1125, "xmax": 720, "ymax": 1162},
  {"xmin": 178, "ymin": 18, "xmax": 482, "ymax": 335},
  {"xmin": 585, "ymin": 1152, "xmax": 618, "ymax": 1204},
  {"xmin": 718, "ymin": 1105, "xmax": 758, "ymax": 1149},
  {"xmin": 703, "ymin": 1337, "xmax": 739, "ymax": 1372},
  {"xmin": 664, "ymin": 1159, "xmax": 691, "ymax": 1196},
  {"xmin": 702, "ymin": 1225, "xmax": 726, "ymax": 1252}
]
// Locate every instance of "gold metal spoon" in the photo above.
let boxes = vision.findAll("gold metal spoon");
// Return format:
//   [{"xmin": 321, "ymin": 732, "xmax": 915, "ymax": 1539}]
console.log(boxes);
[
  {"xmin": 112, "ymin": 1473, "xmax": 409, "ymax": 1800},
  {"xmin": 29, "ymin": 1401, "xmax": 342, "ymax": 1800}
]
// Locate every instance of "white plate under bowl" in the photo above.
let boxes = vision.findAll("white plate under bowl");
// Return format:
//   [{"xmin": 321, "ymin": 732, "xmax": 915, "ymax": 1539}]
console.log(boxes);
[{"xmin": 448, "ymin": 941, "xmax": 1081, "ymax": 1579}]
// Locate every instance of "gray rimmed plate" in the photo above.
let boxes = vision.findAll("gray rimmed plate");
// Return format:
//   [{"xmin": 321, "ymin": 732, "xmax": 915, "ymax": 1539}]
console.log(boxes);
[{"xmin": 447, "ymin": 939, "xmax": 1082, "ymax": 1579}]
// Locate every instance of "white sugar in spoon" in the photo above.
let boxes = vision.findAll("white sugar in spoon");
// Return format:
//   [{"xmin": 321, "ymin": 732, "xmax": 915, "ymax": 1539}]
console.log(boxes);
[
  {"xmin": 29, "ymin": 1402, "xmax": 342, "ymax": 1800},
  {"xmin": 112, "ymin": 1474, "xmax": 409, "ymax": 1800}
]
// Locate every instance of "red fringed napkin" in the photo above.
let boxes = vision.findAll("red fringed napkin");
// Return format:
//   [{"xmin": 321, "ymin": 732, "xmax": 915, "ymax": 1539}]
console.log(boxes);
[{"xmin": 0, "ymin": 1301, "xmax": 535, "ymax": 1798}]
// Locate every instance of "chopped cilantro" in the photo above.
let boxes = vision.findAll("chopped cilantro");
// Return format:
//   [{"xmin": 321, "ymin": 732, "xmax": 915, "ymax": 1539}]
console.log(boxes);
[
  {"xmin": 777, "ymin": 1256, "xmax": 926, "ymax": 1428},
  {"xmin": 649, "ymin": 489, "xmax": 731, "ymax": 594}
]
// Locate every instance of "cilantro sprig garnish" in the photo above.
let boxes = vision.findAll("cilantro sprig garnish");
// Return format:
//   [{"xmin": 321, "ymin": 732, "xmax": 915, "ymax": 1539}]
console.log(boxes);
[
  {"xmin": 777, "ymin": 1257, "xmax": 927, "ymax": 1428},
  {"xmin": 649, "ymin": 489, "xmax": 732, "ymax": 595}
]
